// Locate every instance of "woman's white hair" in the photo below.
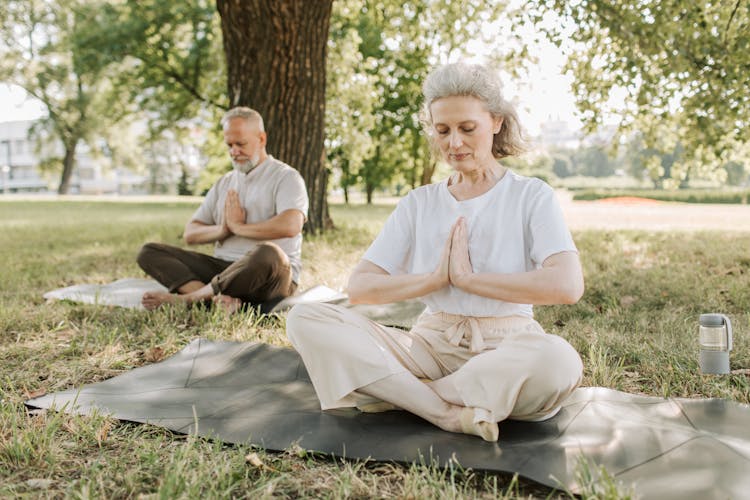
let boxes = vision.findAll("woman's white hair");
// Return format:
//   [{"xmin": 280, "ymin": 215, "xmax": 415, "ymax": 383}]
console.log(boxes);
[{"xmin": 421, "ymin": 62, "xmax": 526, "ymax": 158}]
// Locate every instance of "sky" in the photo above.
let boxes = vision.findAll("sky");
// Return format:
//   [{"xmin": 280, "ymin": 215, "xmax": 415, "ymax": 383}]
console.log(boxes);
[
  {"xmin": 492, "ymin": 42, "xmax": 583, "ymax": 137},
  {"xmin": 1, "ymin": 83, "xmax": 47, "ymax": 122}
]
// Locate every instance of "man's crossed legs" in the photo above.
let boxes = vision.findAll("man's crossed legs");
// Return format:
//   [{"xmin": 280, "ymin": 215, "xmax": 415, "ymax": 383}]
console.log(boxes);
[{"xmin": 136, "ymin": 242, "xmax": 296, "ymax": 312}]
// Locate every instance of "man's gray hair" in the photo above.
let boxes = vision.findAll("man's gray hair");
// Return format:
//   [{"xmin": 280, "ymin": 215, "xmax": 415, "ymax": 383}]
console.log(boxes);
[
  {"xmin": 221, "ymin": 106, "xmax": 265, "ymax": 132},
  {"xmin": 421, "ymin": 62, "xmax": 526, "ymax": 158}
]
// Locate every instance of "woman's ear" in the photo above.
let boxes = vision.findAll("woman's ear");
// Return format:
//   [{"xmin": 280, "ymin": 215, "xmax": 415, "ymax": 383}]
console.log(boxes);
[{"xmin": 493, "ymin": 117, "xmax": 504, "ymax": 134}]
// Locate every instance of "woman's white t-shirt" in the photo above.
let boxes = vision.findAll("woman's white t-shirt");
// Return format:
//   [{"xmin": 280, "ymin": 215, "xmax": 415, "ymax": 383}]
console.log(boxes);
[{"xmin": 363, "ymin": 170, "xmax": 577, "ymax": 318}]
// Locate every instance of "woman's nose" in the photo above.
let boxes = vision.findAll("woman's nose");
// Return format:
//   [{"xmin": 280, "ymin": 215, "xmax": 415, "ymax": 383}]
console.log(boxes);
[{"xmin": 449, "ymin": 132, "xmax": 463, "ymax": 149}]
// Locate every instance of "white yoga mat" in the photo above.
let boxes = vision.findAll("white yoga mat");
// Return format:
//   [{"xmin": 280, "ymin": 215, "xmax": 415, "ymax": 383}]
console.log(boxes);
[
  {"xmin": 43, "ymin": 278, "xmax": 168, "ymax": 309},
  {"xmin": 44, "ymin": 278, "xmax": 346, "ymax": 312}
]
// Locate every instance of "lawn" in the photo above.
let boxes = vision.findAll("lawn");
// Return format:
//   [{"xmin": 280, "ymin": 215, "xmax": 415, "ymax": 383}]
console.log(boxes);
[{"xmin": 1, "ymin": 199, "xmax": 749, "ymax": 498}]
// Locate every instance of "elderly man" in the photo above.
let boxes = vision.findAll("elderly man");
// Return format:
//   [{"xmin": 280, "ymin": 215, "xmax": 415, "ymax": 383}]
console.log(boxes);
[{"xmin": 137, "ymin": 106, "xmax": 308, "ymax": 312}]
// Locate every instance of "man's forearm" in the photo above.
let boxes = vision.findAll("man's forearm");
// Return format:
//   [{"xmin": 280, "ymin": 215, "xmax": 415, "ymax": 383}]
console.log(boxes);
[
  {"xmin": 226, "ymin": 210, "xmax": 304, "ymax": 241},
  {"xmin": 184, "ymin": 222, "xmax": 229, "ymax": 245},
  {"xmin": 226, "ymin": 219, "xmax": 297, "ymax": 240}
]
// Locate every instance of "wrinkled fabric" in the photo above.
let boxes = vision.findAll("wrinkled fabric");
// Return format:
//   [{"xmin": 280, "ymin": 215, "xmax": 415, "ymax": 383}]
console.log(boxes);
[{"xmin": 287, "ymin": 303, "xmax": 583, "ymax": 422}]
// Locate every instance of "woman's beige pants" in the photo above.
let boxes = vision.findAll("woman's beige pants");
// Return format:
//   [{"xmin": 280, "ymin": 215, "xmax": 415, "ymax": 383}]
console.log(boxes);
[{"xmin": 286, "ymin": 302, "xmax": 582, "ymax": 423}]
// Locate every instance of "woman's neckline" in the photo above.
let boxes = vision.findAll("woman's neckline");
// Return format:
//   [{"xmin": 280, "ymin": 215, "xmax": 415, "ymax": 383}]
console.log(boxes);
[{"xmin": 445, "ymin": 166, "xmax": 510, "ymax": 202}]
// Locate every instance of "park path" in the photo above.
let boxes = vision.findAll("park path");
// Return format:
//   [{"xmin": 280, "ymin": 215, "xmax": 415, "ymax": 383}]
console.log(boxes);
[
  {"xmin": 558, "ymin": 194, "xmax": 750, "ymax": 232},
  {"xmin": 3, "ymin": 192, "xmax": 750, "ymax": 232}
]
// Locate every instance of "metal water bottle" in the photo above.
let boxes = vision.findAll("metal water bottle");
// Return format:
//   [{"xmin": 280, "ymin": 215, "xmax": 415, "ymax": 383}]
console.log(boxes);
[{"xmin": 698, "ymin": 314, "xmax": 732, "ymax": 374}]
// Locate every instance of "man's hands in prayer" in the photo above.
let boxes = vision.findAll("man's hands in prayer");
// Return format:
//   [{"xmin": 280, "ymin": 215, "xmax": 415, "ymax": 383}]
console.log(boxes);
[{"xmin": 224, "ymin": 190, "xmax": 246, "ymax": 234}]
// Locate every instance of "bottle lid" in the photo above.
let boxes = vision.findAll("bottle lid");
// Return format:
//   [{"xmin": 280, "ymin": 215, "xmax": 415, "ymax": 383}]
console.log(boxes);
[{"xmin": 700, "ymin": 313, "xmax": 726, "ymax": 327}]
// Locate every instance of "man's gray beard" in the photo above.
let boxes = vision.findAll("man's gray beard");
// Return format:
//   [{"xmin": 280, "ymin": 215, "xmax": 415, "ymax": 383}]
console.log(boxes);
[{"xmin": 232, "ymin": 154, "xmax": 260, "ymax": 174}]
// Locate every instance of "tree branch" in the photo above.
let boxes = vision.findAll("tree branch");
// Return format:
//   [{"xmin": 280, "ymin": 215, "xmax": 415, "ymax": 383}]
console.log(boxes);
[
  {"xmin": 724, "ymin": 0, "xmax": 741, "ymax": 44},
  {"xmin": 137, "ymin": 55, "xmax": 226, "ymax": 110}
]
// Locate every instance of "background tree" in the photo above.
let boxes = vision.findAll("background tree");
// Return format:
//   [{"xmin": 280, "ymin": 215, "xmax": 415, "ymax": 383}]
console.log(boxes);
[
  {"xmin": 0, "ymin": 0, "xmax": 132, "ymax": 193},
  {"xmin": 216, "ymin": 0, "xmax": 334, "ymax": 234},
  {"xmin": 86, "ymin": 0, "xmax": 226, "ymax": 132},
  {"xmin": 532, "ymin": 0, "xmax": 750, "ymax": 183},
  {"xmin": 572, "ymin": 145, "xmax": 616, "ymax": 178},
  {"xmin": 78, "ymin": 0, "xmax": 226, "ymax": 195},
  {"xmin": 326, "ymin": 0, "xmax": 377, "ymax": 204},
  {"xmin": 725, "ymin": 160, "xmax": 749, "ymax": 187},
  {"xmin": 551, "ymin": 155, "xmax": 573, "ymax": 178}
]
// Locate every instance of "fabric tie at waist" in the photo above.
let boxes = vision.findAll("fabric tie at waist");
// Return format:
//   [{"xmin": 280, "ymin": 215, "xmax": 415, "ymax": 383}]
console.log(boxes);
[{"xmin": 444, "ymin": 316, "xmax": 485, "ymax": 353}]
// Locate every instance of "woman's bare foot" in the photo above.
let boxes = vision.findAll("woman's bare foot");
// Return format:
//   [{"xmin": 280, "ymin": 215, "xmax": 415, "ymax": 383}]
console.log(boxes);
[
  {"xmin": 212, "ymin": 294, "xmax": 243, "ymax": 314},
  {"xmin": 141, "ymin": 291, "xmax": 180, "ymax": 310},
  {"xmin": 458, "ymin": 407, "xmax": 499, "ymax": 442},
  {"xmin": 358, "ymin": 373, "xmax": 497, "ymax": 441},
  {"xmin": 425, "ymin": 402, "xmax": 497, "ymax": 441}
]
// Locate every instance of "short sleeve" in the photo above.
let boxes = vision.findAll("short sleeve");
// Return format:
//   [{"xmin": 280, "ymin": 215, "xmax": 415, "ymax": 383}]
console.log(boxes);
[
  {"xmin": 275, "ymin": 169, "xmax": 309, "ymax": 220},
  {"xmin": 362, "ymin": 195, "xmax": 415, "ymax": 275},
  {"xmin": 527, "ymin": 183, "xmax": 577, "ymax": 266},
  {"xmin": 191, "ymin": 182, "xmax": 220, "ymax": 224}
]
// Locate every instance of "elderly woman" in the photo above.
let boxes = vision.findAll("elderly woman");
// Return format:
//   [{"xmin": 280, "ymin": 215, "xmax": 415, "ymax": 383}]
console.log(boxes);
[{"xmin": 286, "ymin": 62, "xmax": 584, "ymax": 441}]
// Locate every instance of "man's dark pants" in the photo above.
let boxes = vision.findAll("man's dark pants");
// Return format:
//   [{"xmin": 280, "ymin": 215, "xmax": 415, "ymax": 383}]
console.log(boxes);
[{"xmin": 137, "ymin": 242, "xmax": 296, "ymax": 304}]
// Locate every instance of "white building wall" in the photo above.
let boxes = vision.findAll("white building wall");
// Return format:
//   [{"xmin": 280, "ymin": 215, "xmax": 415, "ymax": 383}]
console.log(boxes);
[
  {"xmin": 0, "ymin": 119, "xmax": 148, "ymax": 194},
  {"xmin": 0, "ymin": 120, "xmax": 47, "ymax": 191}
]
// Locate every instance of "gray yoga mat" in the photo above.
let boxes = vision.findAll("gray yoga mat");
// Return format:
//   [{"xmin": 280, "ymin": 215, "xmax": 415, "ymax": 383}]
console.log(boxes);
[{"xmin": 26, "ymin": 339, "xmax": 750, "ymax": 499}]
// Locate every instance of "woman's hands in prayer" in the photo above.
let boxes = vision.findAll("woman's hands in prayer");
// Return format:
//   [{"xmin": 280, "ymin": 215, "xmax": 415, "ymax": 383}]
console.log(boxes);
[
  {"xmin": 432, "ymin": 218, "xmax": 459, "ymax": 289},
  {"xmin": 431, "ymin": 216, "xmax": 473, "ymax": 291},
  {"xmin": 348, "ymin": 218, "xmax": 464, "ymax": 304},
  {"xmin": 435, "ymin": 216, "xmax": 584, "ymax": 305},
  {"xmin": 448, "ymin": 217, "xmax": 473, "ymax": 289}
]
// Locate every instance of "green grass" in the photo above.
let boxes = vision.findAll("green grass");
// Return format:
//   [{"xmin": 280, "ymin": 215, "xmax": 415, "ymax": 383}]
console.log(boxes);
[{"xmin": 2, "ymin": 198, "xmax": 749, "ymax": 498}]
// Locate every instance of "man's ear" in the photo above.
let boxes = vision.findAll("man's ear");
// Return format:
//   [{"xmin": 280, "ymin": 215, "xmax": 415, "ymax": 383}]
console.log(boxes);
[{"xmin": 259, "ymin": 131, "xmax": 268, "ymax": 147}]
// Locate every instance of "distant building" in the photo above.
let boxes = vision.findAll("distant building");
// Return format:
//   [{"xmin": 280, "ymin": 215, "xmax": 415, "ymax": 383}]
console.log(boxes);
[
  {"xmin": 537, "ymin": 118, "xmax": 582, "ymax": 151},
  {"xmin": 0, "ymin": 120, "xmax": 47, "ymax": 192},
  {"xmin": 0, "ymin": 119, "xmax": 148, "ymax": 194},
  {"xmin": 580, "ymin": 124, "xmax": 618, "ymax": 148},
  {"xmin": 537, "ymin": 118, "xmax": 620, "ymax": 152}
]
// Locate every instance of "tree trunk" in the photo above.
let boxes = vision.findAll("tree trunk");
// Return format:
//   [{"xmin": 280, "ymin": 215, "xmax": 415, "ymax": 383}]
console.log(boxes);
[
  {"xmin": 57, "ymin": 140, "xmax": 78, "ymax": 194},
  {"xmin": 364, "ymin": 144, "xmax": 380, "ymax": 204},
  {"xmin": 340, "ymin": 157, "xmax": 351, "ymax": 204},
  {"xmin": 216, "ymin": 0, "xmax": 334, "ymax": 234}
]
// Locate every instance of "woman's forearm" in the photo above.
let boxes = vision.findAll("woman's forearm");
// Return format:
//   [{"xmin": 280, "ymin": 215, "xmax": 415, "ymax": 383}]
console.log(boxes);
[
  {"xmin": 452, "ymin": 248, "xmax": 585, "ymax": 306},
  {"xmin": 453, "ymin": 269, "xmax": 582, "ymax": 305},
  {"xmin": 347, "ymin": 271, "xmax": 444, "ymax": 304}
]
